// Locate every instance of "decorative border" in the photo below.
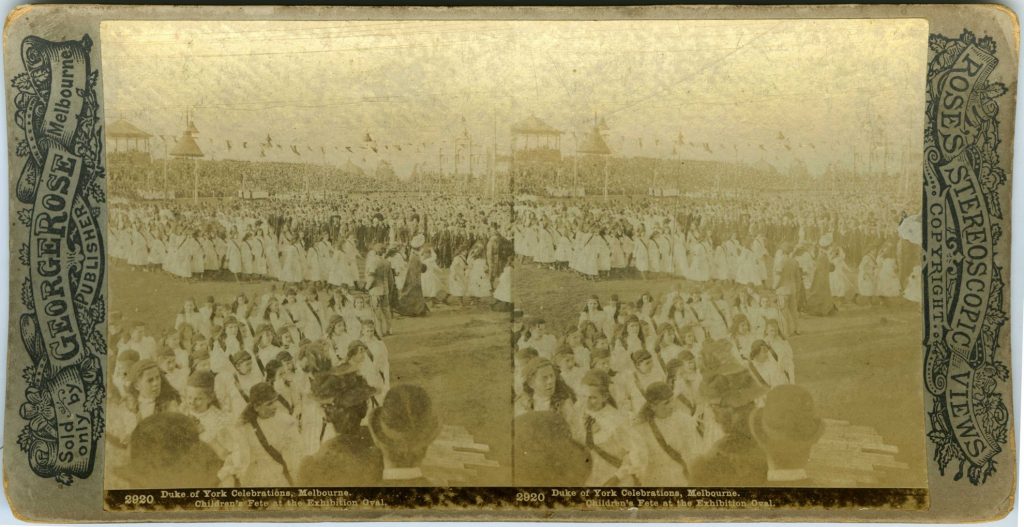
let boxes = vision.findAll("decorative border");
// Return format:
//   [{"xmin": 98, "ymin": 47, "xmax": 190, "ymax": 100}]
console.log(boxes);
[
  {"xmin": 922, "ymin": 29, "xmax": 1010, "ymax": 485},
  {"xmin": 11, "ymin": 34, "xmax": 106, "ymax": 485}
]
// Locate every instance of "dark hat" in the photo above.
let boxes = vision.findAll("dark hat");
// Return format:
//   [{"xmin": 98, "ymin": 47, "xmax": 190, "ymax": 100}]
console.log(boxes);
[
  {"xmin": 511, "ymin": 309, "xmax": 525, "ymax": 322},
  {"xmin": 311, "ymin": 372, "xmax": 375, "ymax": 408},
  {"xmin": 553, "ymin": 345, "xmax": 575, "ymax": 360},
  {"xmin": 275, "ymin": 350, "xmax": 294, "ymax": 363},
  {"xmin": 248, "ymin": 382, "xmax": 278, "ymax": 406},
  {"xmin": 116, "ymin": 349, "xmax": 141, "ymax": 365},
  {"xmin": 630, "ymin": 348, "xmax": 652, "ymax": 365},
  {"xmin": 128, "ymin": 359, "xmax": 160, "ymax": 386},
  {"xmin": 700, "ymin": 339, "xmax": 746, "ymax": 378},
  {"xmin": 229, "ymin": 350, "xmax": 253, "ymax": 366},
  {"xmin": 514, "ymin": 347, "xmax": 539, "ymax": 362},
  {"xmin": 750, "ymin": 385, "xmax": 823, "ymax": 441},
  {"xmin": 187, "ymin": 370, "xmax": 216, "ymax": 392},
  {"xmin": 581, "ymin": 369, "xmax": 611, "ymax": 388},
  {"xmin": 643, "ymin": 381, "xmax": 673, "ymax": 403},
  {"xmin": 700, "ymin": 364, "xmax": 768, "ymax": 408},
  {"xmin": 521, "ymin": 357, "xmax": 553, "ymax": 387},
  {"xmin": 368, "ymin": 385, "xmax": 439, "ymax": 451},
  {"xmin": 346, "ymin": 339, "xmax": 369, "ymax": 356},
  {"xmin": 116, "ymin": 413, "xmax": 222, "ymax": 488}
]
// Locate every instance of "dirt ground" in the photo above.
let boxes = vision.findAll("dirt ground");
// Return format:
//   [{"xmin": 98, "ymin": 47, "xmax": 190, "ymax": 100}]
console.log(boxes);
[
  {"xmin": 108, "ymin": 262, "xmax": 513, "ymax": 485},
  {"xmin": 512, "ymin": 263, "xmax": 929, "ymax": 488}
]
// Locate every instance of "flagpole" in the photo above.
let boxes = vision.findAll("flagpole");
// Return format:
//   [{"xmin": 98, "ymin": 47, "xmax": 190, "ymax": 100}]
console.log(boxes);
[{"xmin": 162, "ymin": 139, "xmax": 169, "ymax": 199}]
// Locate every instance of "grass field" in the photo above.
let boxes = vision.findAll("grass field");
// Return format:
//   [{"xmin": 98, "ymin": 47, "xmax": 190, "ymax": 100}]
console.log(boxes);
[
  {"xmin": 512, "ymin": 263, "xmax": 929, "ymax": 488},
  {"xmin": 109, "ymin": 258, "xmax": 927, "ymax": 489},
  {"xmin": 109, "ymin": 262, "xmax": 513, "ymax": 485}
]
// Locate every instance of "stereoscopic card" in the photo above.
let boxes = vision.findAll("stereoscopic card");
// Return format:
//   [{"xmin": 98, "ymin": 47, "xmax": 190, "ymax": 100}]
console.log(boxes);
[{"xmin": 2, "ymin": 4, "xmax": 1018, "ymax": 523}]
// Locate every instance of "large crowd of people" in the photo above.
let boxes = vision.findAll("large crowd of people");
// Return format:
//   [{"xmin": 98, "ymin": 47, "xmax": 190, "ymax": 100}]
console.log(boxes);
[
  {"xmin": 106, "ymin": 281, "xmax": 460, "ymax": 487},
  {"xmin": 513, "ymin": 191, "xmax": 922, "ymax": 306},
  {"xmin": 512, "ymin": 281, "xmax": 812, "ymax": 486},
  {"xmin": 107, "ymin": 192, "xmax": 518, "ymax": 488},
  {"xmin": 106, "ymin": 173, "xmax": 921, "ymax": 488},
  {"xmin": 108, "ymin": 195, "xmax": 515, "ymax": 309},
  {"xmin": 510, "ymin": 190, "xmax": 922, "ymax": 486}
]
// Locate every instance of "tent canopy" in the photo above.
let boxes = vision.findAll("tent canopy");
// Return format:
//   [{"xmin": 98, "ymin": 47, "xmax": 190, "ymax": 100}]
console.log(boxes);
[
  {"xmin": 511, "ymin": 115, "xmax": 561, "ymax": 135},
  {"xmin": 577, "ymin": 126, "xmax": 611, "ymax": 155},
  {"xmin": 107, "ymin": 119, "xmax": 153, "ymax": 139},
  {"xmin": 170, "ymin": 134, "xmax": 204, "ymax": 157}
]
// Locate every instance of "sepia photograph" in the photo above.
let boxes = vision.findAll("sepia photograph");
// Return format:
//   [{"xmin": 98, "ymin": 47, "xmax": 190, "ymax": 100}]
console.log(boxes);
[
  {"xmin": 101, "ymin": 20, "xmax": 517, "ymax": 490},
  {"xmin": 100, "ymin": 18, "xmax": 928, "ymax": 499},
  {"xmin": 508, "ymin": 19, "xmax": 930, "ymax": 489}
]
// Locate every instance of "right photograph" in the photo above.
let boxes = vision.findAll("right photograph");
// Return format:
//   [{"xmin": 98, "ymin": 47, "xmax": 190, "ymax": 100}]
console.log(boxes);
[{"xmin": 510, "ymin": 18, "xmax": 929, "ymax": 488}]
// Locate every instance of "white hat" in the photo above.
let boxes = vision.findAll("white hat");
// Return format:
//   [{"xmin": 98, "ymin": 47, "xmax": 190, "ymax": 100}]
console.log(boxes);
[
  {"xmin": 818, "ymin": 233, "xmax": 833, "ymax": 248},
  {"xmin": 410, "ymin": 234, "xmax": 425, "ymax": 249}
]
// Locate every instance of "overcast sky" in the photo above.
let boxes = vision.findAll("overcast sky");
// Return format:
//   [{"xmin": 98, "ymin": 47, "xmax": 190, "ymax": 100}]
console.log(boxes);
[{"xmin": 101, "ymin": 19, "xmax": 928, "ymax": 178}]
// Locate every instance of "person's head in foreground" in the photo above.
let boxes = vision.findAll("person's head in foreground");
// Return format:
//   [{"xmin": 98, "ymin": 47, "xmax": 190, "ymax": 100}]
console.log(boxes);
[
  {"xmin": 368, "ymin": 385, "xmax": 440, "ymax": 475},
  {"xmin": 312, "ymin": 372, "xmax": 375, "ymax": 435},
  {"xmin": 514, "ymin": 410, "xmax": 591, "ymax": 486},
  {"xmin": 687, "ymin": 355, "xmax": 771, "ymax": 486},
  {"xmin": 749, "ymin": 384, "xmax": 823, "ymax": 483},
  {"xmin": 117, "ymin": 412, "xmax": 222, "ymax": 488}
]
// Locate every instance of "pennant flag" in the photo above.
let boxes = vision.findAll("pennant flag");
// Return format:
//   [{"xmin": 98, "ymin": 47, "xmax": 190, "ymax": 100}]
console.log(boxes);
[
  {"xmin": 396, "ymin": 145, "xmax": 402, "ymax": 151},
  {"xmin": 243, "ymin": 141, "xmax": 248, "ymax": 149},
  {"xmin": 364, "ymin": 133, "xmax": 374, "ymax": 143},
  {"xmin": 759, "ymin": 144, "xmax": 767, "ymax": 151},
  {"xmin": 703, "ymin": 143, "xmax": 712, "ymax": 153},
  {"xmin": 307, "ymin": 145, "xmax": 313, "ymax": 152},
  {"xmin": 371, "ymin": 147, "xmax": 378, "ymax": 153},
  {"xmin": 784, "ymin": 144, "xmax": 792, "ymax": 151},
  {"xmin": 265, "ymin": 134, "xmax": 273, "ymax": 147},
  {"xmin": 320, "ymin": 146, "xmax": 326, "ymax": 154},
  {"xmin": 226, "ymin": 140, "xmax": 232, "ymax": 151},
  {"xmin": 384, "ymin": 145, "xmax": 390, "ymax": 150},
  {"xmin": 677, "ymin": 131, "xmax": 684, "ymax": 145},
  {"xmin": 291, "ymin": 145, "xmax": 300, "ymax": 155},
  {"xmin": 777, "ymin": 131, "xmax": 787, "ymax": 141},
  {"xmin": 346, "ymin": 146, "xmax": 353, "ymax": 152},
  {"xmin": 276, "ymin": 144, "xmax": 282, "ymax": 150},
  {"xmin": 260, "ymin": 149, "xmax": 266, "ymax": 158}
]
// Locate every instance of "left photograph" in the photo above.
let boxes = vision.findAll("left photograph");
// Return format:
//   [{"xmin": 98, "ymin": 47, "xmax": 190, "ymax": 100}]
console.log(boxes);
[{"xmin": 101, "ymin": 20, "xmax": 514, "ymax": 489}]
